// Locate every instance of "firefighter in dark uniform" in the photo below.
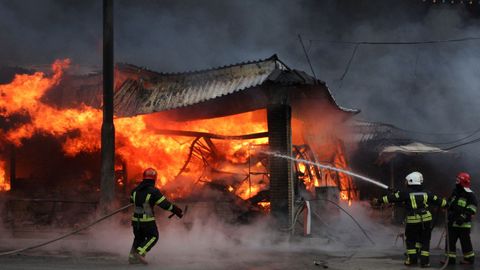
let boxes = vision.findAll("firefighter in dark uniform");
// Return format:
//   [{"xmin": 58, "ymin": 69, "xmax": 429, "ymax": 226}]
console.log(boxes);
[
  {"xmin": 128, "ymin": 168, "xmax": 183, "ymax": 264},
  {"xmin": 444, "ymin": 172, "xmax": 477, "ymax": 265},
  {"xmin": 374, "ymin": 171, "xmax": 447, "ymax": 268}
]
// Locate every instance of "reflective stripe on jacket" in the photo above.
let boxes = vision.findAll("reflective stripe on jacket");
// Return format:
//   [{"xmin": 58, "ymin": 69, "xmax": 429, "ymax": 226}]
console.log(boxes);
[
  {"xmin": 381, "ymin": 188, "xmax": 446, "ymax": 224},
  {"xmin": 448, "ymin": 188, "xmax": 477, "ymax": 228},
  {"xmin": 130, "ymin": 179, "xmax": 174, "ymax": 222}
]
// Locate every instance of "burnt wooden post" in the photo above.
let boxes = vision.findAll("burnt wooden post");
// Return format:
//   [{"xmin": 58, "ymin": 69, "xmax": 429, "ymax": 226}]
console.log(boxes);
[
  {"xmin": 100, "ymin": 0, "xmax": 115, "ymax": 211},
  {"xmin": 267, "ymin": 88, "xmax": 294, "ymax": 228}
]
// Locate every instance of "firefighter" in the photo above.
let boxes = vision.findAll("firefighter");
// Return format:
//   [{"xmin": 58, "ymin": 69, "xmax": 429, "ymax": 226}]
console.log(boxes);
[
  {"xmin": 373, "ymin": 171, "xmax": 447, "ymax": 267},
  {"xmin": 128, "ymin": 168, "xmax": 183, "ymax": 264},
  {"xmin": 444, "ymin": 172, "xmax": 477, "ymax": 265}
]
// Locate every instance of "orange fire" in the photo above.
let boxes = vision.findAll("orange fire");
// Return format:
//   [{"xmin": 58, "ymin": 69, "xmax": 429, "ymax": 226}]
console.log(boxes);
[
  {"xmin": 0, "ymin": 59, "xmax": 268, "ymax": 199},
  {"xmin": 0, "ymin": 161, "xmax": 9, "ymax": 191},
  {"xmin": 293, "ymin": 116, "xmax": 357, "ymax": 203},
  {"xmin": 257, "ymin": 201, "xmax": 271, "ymax": 212},
  {"xmin": 0, "ymin": 59, "xmax": 102, "ymax": 152},
  {"xmin": 0, "ymin": 59, "xmax": 355, "ymax": 206}
]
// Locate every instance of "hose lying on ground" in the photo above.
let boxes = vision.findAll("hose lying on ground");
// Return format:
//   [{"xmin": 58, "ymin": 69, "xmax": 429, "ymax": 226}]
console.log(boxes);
[
  {"xmin": 309, "ymin": 198, "xmax": 375, "ymax": 245},
  {"xmin": 0, "ymin": 204, "xmax": 132, "ymax": 257},
  {"xmin": 439, "ymin": 211, "xmax": 449, "ymax": 270},
  {"xmin": 279, "ymin": 202, "xmax": 306, "ymax": 232},
  {"xmin": 283, "ymin": 199, "xmax": 375, "ymax": 245}
]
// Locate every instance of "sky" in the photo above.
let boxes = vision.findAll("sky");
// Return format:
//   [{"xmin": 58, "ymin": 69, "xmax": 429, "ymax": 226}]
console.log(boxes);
[{"xmin": 1, "ymin": 0, "xmax": 480, "ymax": 143}]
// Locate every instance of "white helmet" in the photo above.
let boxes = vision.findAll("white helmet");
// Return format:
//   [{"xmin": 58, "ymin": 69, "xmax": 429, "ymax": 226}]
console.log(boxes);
[{"xmin": 406, "ymin": 171, "xmax": 423, "ymax": 185}]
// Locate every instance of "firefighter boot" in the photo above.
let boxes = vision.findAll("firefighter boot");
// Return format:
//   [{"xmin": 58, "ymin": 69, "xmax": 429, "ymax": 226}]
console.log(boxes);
[
  {"xmin": 404, "ymin": 256, "xmax": 418, "ymax": 266},
  {"xmin": 420, "ymin": 263, "xmax": 430, "ymax": 268},
  {"xmin": 420, "ymin": 251, "xmax": 430, "ymax": 268},
  {"xmin": 459, "ymin": 257, "xmax": 474, "ymax": 265},
  {"xmin": 460, "ymin": 251, "xmax": 475, "ymax": 265},
  {"xmin": 133, "ymin": 251, "xmax": 148, "ymax": 265},
  {"xmin": 404, "ymin": 251, "xmax": 418, "ymax": 266},
  {"xmin": 128, "ymin": 249, "xmax": 141, "ymax": 264}
]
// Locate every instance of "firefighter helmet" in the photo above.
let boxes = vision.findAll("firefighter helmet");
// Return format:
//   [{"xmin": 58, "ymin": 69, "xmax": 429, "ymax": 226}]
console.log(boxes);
[
  {"xmin": 405, "ymin": 171, "xmax": 423, "ymax": 186},
  {"xmin": 456, "ymin": 172, "xmax": 472, "ymax": 192},
  {"xmin": 143, "ymin": 168, "xmax": 157, "ymax": 181}
]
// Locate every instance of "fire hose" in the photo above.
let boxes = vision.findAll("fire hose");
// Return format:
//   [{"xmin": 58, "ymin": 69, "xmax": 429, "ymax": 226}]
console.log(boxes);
[
  {"xmin": 287, "ymin": 200, "xmax": 454, "ymax": 269},
  {"xmin": 0, "ymin": 204, "xmax": 133, "ymax": 257},
  {"xmin": 309, "ymin": 198, "xmax": 375, "ymax": 245},
  {"xmin": 439, "ymin": 211, "xmax": 450, "ymax": 270},
  {"xmin": 284, "ymin": 199, "xmax": 375, "ymax": 245}
]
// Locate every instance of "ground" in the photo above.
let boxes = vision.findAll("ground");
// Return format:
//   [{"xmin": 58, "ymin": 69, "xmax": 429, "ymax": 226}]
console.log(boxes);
[
  {"xmin": 0, "ymin": 246, "xmax": 477, "ymax": 270},
  {"xmin": 0, "ymin": 206, "xmax": 477, "ymax": 270}
]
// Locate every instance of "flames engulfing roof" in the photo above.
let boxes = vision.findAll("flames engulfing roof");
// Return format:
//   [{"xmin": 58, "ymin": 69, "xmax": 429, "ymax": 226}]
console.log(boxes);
[{"xmin": 113, "ymin": 55, "xmax": 357, "ymax": 119}]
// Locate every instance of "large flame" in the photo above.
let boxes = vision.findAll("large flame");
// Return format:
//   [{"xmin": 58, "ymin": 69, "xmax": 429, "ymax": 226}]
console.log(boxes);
[
  {"xmin": 0, "ymin": 59, "xmax": 268, "ymax": 199},
  {"xmin": 0, "ymin": 59, "xmax": 354, "ymax": 206},
  {"xmin": 0, "ymin": 161, "xmax": 9, "ymax": 191},
  {"xmin": 292, "ymin": 116, "xmax": 357, "ymax": 203},
  {"xmin": 0, "ymin": 59, "xmax": 102, "ymax": 151}
]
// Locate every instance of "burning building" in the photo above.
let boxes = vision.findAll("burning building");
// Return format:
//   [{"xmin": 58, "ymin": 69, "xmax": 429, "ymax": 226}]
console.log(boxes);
[{"xmin": 0, "ymin": 55, "xmax": 358, "ymax": 228}]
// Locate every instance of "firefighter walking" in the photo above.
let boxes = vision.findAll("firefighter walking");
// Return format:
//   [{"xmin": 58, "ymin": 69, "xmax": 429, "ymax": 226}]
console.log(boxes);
[
  {"xmin": 444, "ymin": 172, "xmax": 477, "ymax": 265},
  {"xmin": 128, "ymin": 168, "xmax": 183, "ymax": 264},
  {"xmin": 374, "ymin": 171, "xmax": 447, "ymax": 267}
]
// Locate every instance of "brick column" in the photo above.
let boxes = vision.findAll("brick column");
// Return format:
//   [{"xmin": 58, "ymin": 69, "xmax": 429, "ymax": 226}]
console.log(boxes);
[{"xmin": 267, "ymin": 103, "xmax": 293, "ymax": 228}]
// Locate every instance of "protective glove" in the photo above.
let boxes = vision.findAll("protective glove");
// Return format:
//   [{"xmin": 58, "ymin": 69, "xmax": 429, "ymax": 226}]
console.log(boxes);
[
  {"xmin": 171, "ymin": 205, "xmax": 183, "ymax": 218},
  {"xmin": 371, "ymin": 198, "xmax": 381, "ymax": 207},
  {"xmin": 454, "ymin": 214, "xmax": 467, "ymax": 225}
]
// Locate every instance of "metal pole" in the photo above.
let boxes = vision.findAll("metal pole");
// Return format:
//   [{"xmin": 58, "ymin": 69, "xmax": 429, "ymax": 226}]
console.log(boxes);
[
  {"xmin": 390, "ymin": 159, "xmax": 395, "ymax": 220},
  {"xmin": 100, "ymin": 0, "xmax": 115, "ymax": 212}
]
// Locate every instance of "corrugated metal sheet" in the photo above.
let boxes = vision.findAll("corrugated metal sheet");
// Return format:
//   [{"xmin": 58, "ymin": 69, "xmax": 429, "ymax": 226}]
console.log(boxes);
[{"xmin": 113, "ymin": 55, "xmax": 357, "ymax": 117}]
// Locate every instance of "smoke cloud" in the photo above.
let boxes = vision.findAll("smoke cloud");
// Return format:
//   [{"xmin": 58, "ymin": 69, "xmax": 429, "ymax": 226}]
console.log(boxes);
[
  {"xmin": 1, "ymin": 0, "xmax": 479, "ymax": 138},
  {"xmin": 0, "ymin": 202, "xmax": 407, "ymax": 264},
  {"xmin": 1, "ymin": 0, "xmax": 479, "ymax": 261}
]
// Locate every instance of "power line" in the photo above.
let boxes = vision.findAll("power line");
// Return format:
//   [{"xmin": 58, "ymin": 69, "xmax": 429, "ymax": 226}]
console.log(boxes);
[
  {"xmin": 394, "ymin": 124, "xmax": 480, "ymax": 137},
  {"xmin": 355, "ymin": 119, "xmax": 480, "ymax": 137},
  {"xmin": 298, "ymin": 34, "xmax": 317, "ymax": 80},
  {"xmin": 309, "ymin": 36, "xmax": 480, "ymax": 83},
  {"xmin": 388, "ymin": 133, "xmax": 480, "ymax": 147},
  {"xmin": 339, "ymin": 43, "xmax": 359, "ymax": 82},
  {"xmin": 413, "ymin": 127, "xmax": 480, "ymax": 145},
  {"xmin": 309, "ymin": 36, "xmax": 480, "ymax": 45},
  {"xmin": 442, "ymin": 136, "xmax": 480, "ymax": 150}
]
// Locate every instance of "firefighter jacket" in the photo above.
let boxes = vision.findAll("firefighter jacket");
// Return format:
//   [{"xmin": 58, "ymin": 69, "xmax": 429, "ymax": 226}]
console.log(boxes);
[
  {"xmin": 381, "ymin": 186, "xmax": 447, "ymax": 224},
  {"xmin": 130, "ymin": 179, "xmax": 174, "ymax": 222},
  {"xmin": 447, "ymin": 186, "xmax": 477, "ymax": 228}
]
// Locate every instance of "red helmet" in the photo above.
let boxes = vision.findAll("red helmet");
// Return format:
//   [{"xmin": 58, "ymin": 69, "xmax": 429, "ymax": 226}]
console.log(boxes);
[
  {"xmin": 456, "ymin": 172, "xmax": 471, "ymax": 189},
  {"xmin": 143, "ymin": 168, "xmax": 157, "ymax": 181}
]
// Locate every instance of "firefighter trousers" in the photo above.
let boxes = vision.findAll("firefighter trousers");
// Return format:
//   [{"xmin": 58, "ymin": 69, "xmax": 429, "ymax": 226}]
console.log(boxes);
[
  {"xmin": 405, "ymin": 221, "xmax": 432, "ymax": 266},
  {"xmin": 131, "ymin": 221, "xmax": 159, "ymax": 256},
  {"xmin": 446, "ymin": 227, "xmax": 475, "ymax": 263}
]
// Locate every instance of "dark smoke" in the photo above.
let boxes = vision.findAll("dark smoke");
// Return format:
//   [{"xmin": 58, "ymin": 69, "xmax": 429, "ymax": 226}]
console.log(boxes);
[{"xmin": 1, "ymin": 1, "xmax": 480, "ymax": 179}]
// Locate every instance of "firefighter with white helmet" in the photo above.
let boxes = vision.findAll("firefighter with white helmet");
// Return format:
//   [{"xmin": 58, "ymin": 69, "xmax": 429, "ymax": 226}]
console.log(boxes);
[
  {"xmin": 406, "ymin": 171, "xmax": 423, "ymax": 186},
  {"xmin": 128, "ymin": 168, "xmax": 183, "ymax": 264},
  {"xmin": 373, "ymin": 171, "xmax": 447, "ymax": 267},
  {"xmin": 443, "ymin": 172, "xmax": 477, "ymax": 265}
]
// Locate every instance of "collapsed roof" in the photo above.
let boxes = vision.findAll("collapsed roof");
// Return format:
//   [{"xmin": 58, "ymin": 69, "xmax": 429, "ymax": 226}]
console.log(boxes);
[
  {"xmin": 113, "ymin": 55, "xmax": 358, "ymax": 120},
  {"xmin": 49, "ymin": 55, "xmax": 357, "ymax": 121}
]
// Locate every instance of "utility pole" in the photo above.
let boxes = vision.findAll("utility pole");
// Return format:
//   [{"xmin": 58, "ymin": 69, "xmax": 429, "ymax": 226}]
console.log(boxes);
[{"xmin": 100, "ymin": 0, "xmax": 115, "ymax": 212}]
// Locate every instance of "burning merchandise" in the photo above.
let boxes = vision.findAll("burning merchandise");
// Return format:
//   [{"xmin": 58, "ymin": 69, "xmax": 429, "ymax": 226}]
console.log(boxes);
[{"xmin": 0, "ymin": 55, "xmax": 359, "ymax": 228}]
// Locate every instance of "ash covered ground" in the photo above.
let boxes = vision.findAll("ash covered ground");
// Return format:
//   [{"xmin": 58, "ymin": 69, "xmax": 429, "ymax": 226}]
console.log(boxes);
[{"xmin": 0, "ymin": 202, "xmax": 478, "ymax": 269}]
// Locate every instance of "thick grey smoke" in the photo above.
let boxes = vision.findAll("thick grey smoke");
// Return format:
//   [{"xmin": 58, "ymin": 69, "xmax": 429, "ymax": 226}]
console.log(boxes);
[
  {"xmin": 1, "ymin": 1, "xmax": 478, "ymax": 133},
  {"xmin": 1, "ymin": 3, "xmax": 480, "ymax": 267},
  {"xmin": 0, "ymin": 202, "xmax": 405, "ymax": 264},
  {"xmin": 1, "ymin": 1, "xmax": 479, "ymax": 129}
]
